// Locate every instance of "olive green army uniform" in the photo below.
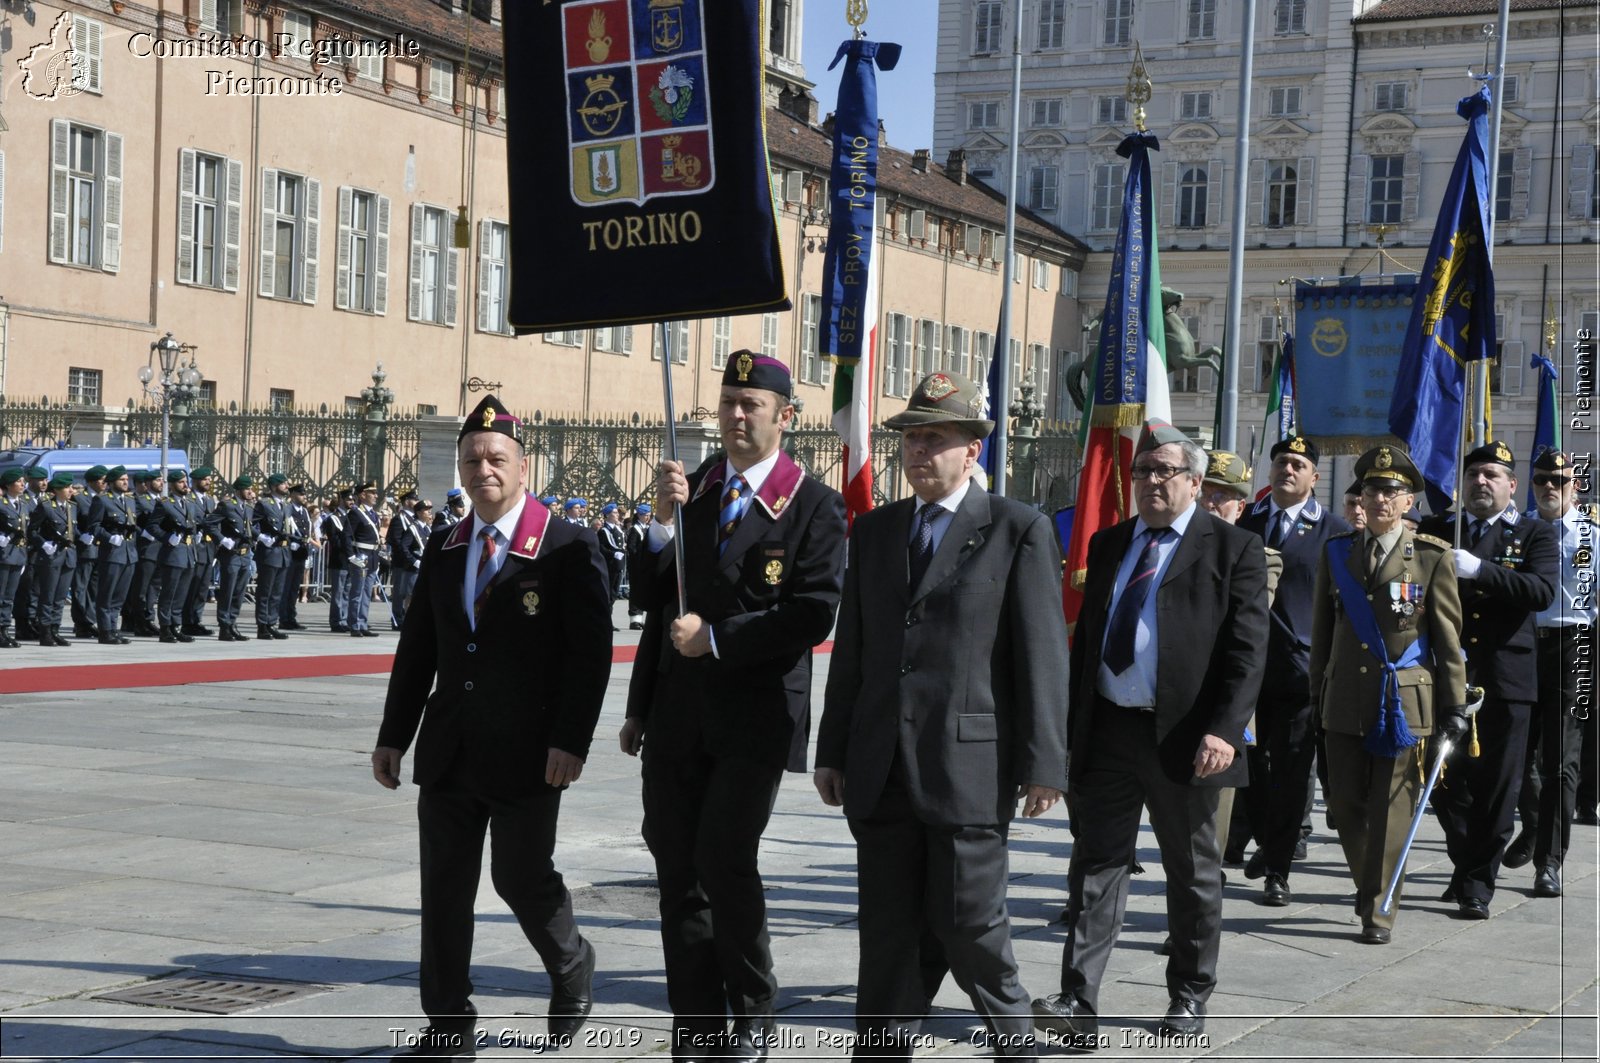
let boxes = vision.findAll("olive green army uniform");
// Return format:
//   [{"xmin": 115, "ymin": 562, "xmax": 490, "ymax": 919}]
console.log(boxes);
[{"xmin": 1310, "ymin": 526, "xmax": 1466, "ymax": 932}]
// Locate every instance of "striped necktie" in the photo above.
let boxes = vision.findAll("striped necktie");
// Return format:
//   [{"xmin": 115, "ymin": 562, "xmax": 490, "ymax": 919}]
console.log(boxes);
[
  {"xmin": 473, "ymin": 526, "xmax": 497, "ymax": 623},
  {"xmin": 1104, "ymin": 527, "xmax": 1171, "ymax": 676},
  {"xmin": 718, "ymin": 474, "xmax": 747, "ymax": 556}
]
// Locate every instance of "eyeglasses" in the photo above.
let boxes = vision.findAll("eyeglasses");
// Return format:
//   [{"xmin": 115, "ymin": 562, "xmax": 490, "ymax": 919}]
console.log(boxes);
[
  {"xmin": 1532, "ymin": 474, "xmax": 1573, "ymax": 487},
  {"xmin": 1360, "ymin": 484, "xmax": 1406, "ymax": 500},
  {"xmin": 1130, "ymin": 463, "xmax": 1187, "ymax": 482}
]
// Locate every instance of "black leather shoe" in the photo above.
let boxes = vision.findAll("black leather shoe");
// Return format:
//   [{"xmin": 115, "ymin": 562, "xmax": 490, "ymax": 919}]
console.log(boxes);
[
  {"xmin": 74, "ymin": 624, "xmax": 96, "ymax": 638},
  {"xmin": 1031, "ymin": 993, "xmax": 1099, "ymax": 1049},
  {"xmin": 629, "ymin": 620, "xmax": 644, "ymax": 630},
  {"xmin": 360, "ymin": 628, "xmax": 379, "ymax": 637},
  {"xmin": 49, "ymin": 627, "xmax": 70, "ymax": 647},
  {"xmin": 725, "ymin": 1017, "xmax": 774, "ymax": 1063},
  {"xmin": 1158, "ymin": 935, "xmax": 1174, "ymax": 955},
  {"xmin": 1244, "ymin": 850, "xmax": 1267, "ymax": 880},
  {"xmin": 1158, "ymin": 998, "xmax": 1205, "ymax": 1036},
  {"xmin": 1534, "ymin": 867, "xmax": 1562, "ymax": 897},
  {"xmin": 279, "ymin": 621, "xmax": 304, "ymax": 630},
  {"xmin": 182, "ymin": 624, "xmax": 212, "ymax": 636},
  {"xmin": 258, "ymin": 627, "xmax": 275, "ymax": 641},
  {"xmin": 330, "ymin": 624, "xmax": 350, "ymax": 633},
  {"xmin": 1263, "ymin": 873, "xmax": 1291, "ymax": 907},
  {"xmin": 1440, "ymin": 883, "xmax": 1459, "ymax": 903},
  {"xmin": 232, "ymin": 626, "xmax": 252, "ymax": 641},
  {"xmin": 98, "ymin": 634, "xmax": 123, "ymax": 645},
  {"xmin": 1503, "ymin": 832, "xmax": 1534, "ymax": 869},
  {"xmin": 218, "ymin": 628, "xmax": 239, "ymax": 642},
  {"xmin": 174, "ymin": 629, "xmax": 194, "ymax": 643},
  {"xmin": 394, "ymin": 1024, "xmax": 476, "ymax": 1059},
  {"xmin": 1359, "ymin": 926, "xmax": 1391, "ymax": 945},
  {"xmin": 1576, "ymin": 808, "xmax": 1600, "ymax": 826},
  {"xmin": 0, "ymin": 631, "xmax": 18, "ymax": 648},
  {"xmin": 269, "ymin": 626, "xmax": 289, "ymax": 640},
  {"xmin": 351, "ymin": 629, "xmax": 366, "ymax": 638},
  {"xmin": 1458, "ymin": 897, "xmax": 1490, "ymax": 919},
  {"xmin": 547, "ymin": 939, "xmax": 595, "ymax": 1042}
]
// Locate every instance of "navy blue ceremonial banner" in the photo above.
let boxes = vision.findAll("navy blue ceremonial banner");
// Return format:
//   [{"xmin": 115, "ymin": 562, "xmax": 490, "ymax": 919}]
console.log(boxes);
[
  {"xmin": 502, "ymin": 0, "xmax": 789, "ymax": 332},
  {"xmin": 1293, "ymin": 279, "xmax": 1416, "ymax": 451},
  {"xmin": 1090, "ymin": 132, "xmax": 1162, "ymax": 427},
  {"xmin": 1388, "ymin": 87, "xmax": 1498, "ymax": 507},
  {"xmin": 819, "ymin": 38, "xmax": 899, "ymax": 365}
]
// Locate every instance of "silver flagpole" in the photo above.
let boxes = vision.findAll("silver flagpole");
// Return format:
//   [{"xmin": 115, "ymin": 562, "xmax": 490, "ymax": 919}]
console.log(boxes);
[
  {"xmin": 993, "ymin": 0, "xmax": 1025, "ymax": 496},
  {"xmin": 659, "ymin": 321, "xmax": 689, "ymax": 618},
  {"xmin": 1218, "ymin": 0, "xmax": 1257, "ymax": 452}
]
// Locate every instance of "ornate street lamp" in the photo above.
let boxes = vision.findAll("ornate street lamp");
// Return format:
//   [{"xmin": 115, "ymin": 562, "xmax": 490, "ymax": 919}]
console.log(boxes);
[{"xmin": 138, "ymin": 332, "xmax": 201, "ymax": 495}]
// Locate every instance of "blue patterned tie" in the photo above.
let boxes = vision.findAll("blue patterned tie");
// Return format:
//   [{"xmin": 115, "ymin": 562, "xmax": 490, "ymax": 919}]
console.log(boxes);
[
  {"xmin": 718, "ymin": 474, "xmax": 747, "ymax": 556},
  {"xmin": 1104, "ymin": 528, "xmax": 1171, "ymax": 676},
  {"xmin": 908, "ymin": 503, "xmax": 943, "ymax": 591},
  {"xmin": 1268, "ymin": 510, "xmax": 1292, "ymax": 549}
]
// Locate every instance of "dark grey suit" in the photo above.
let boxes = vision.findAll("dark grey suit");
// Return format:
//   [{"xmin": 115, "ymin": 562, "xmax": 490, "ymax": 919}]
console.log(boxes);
[
  {"xmin": 1058, "ymin": 507, "xmax": 1267, "ymax": 1015},
  {"xmin": 818, "ymin": 483, "xmax": 1068, "ymax": 1056}
]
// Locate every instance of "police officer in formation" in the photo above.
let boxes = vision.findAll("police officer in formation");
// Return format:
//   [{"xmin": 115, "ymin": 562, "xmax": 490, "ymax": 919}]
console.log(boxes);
[
  {"xmin": 0, "ymin": 468, "xmax": 30, "ymax": 647},
  {"xmin": 323, "ymin": 488, "xmax": 353, "ymax": 632},
  {"xmin": 128, "ymin": 470, "xmax": 165, "ymax": 637},
  {"xmin": 181, "ymin": 466, "xmax": 219, "ymax": 638},
  {"xmin": 387, "ymin": 489, "xmax": 428, "ymax": 629},
  {"xmin": 281, "ymin": 483, "xmax": 313, "ymax": 630},
  {"xmin": 70, "ymin": 465, "xmax": 107, "ymax": 638},
  {"xmin": 252, "ymin": 473, "xmax": 301, "ymax": 641},
  {"xmin": 435, "ymin": 487, "xmax": 466, "ymax": 532},
  {"xmin": 215, "ymin": 475, "xmax": 258, "ymax": 642},
  {"xmin": 344, "ymin": 482, "xmax": 382, "ymax": 637},
  {"xmin": 1418, "ymin": 440, "xmax": 1557, "ymax": 919},
  {"xmin": 153, "ymin": 469, "xmax": 202, "ymax": 644},
  {"xmin": 91, "ymin": 467, "xmax": 139, "ymax": 645},
  {"xmin": 28, "ymin": 473, "xmax": 78, "ymax": 647},
  {"xmin": 15, "ymin": 466, "xmax": 48, "ymax": 637}
]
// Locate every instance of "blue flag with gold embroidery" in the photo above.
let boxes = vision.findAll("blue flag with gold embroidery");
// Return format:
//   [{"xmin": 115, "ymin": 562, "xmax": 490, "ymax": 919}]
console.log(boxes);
[
  {"xmin": 502, "ymin": 0, "xmax": 789, "ymax": 332},
  {"xmin": 1388, "ymin": 86, "xmax": 1497, "ymax": 509}
]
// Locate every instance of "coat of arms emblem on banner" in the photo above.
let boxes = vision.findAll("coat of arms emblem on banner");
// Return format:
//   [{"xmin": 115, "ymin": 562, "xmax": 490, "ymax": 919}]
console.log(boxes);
[{"xmin": 562, "ymin": 0, "xmax": 716, "ymax": 207}]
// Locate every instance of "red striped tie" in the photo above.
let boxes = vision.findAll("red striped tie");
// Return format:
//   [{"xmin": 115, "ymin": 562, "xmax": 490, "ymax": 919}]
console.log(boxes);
[{"xmin": 473, "ymin": 527, "xmax": 497, "ymax": 624}]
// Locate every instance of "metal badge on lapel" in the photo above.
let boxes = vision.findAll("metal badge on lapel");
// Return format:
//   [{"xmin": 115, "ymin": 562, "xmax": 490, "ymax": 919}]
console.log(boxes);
[
  {"xmin": 764, "ymin": 559, "xmax": 783, "ymax": 585},
  {"xmin": 523, "ymin": 535, "xmax": 539, "ymax": 553},
  {"xmin": 522, "ymin": 590, "xmax": 542, "ymax": 616}
]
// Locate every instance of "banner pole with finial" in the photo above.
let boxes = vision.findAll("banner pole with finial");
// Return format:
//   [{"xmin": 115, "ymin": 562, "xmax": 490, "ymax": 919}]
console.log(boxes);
[
  {"xmin": 1218, "ymin": 0, "xmax": 1257, "ymax": 453},
  {"xmin": 659, "ymin": 322, "xmax": 689, "ymax": 618}
]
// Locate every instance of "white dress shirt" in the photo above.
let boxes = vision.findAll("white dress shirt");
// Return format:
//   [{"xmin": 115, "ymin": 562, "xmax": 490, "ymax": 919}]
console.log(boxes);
[{"xmin": 648, "ymin": 449, "xmax": 783, "ymax": 551}]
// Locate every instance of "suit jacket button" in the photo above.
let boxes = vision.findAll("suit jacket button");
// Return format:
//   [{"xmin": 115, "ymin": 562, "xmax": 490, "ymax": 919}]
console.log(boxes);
[
  {"xmin": 1471, "ymin": 613, "xmax": 1480, "ymax": 620},
  {"xmin": 905, "ymin": 614, "xmax": 917, "ymax": 627},
  {"xmin": 900, "ymin": 664, "xmax": 912, "ymax": 676},
  {"xmin": 464, "ymin": 681, "xmax": 474, "ymax": 691},
  {"xmin": 1360, "ymin": 643, "xmax": 1369, "ymax": 651},
  {"xmin": 1469, "ymin": 637, "xmax": 1479, "ymax": 645},
  {"xmin": 1359, "ymin": 666, "xmax": 1368, "ymax": 674},
  {"xmin": 1366, "ymin": 594, "xmax": 1374, "ymax": 600},
  {"xmin": 467, "ymin": 643, "xmax": 476, "ymax": 653}
]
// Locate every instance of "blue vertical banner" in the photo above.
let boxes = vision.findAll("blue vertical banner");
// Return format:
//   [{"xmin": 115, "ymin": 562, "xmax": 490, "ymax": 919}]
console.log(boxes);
[
  {"xmin": 501, "ymin": 0, "xmax": 789, "ymax": 331},
  {"xmin": 819, "ymin": 38, "xmax": 900, "ymax": 365},
  {"xmin": 1090, "ymin": 132, "xmax": 1164, "ymax": 428},
  {"xmin": 1294, "ymin": 280, "xmax": 1417, "ymax": 450},
  {"xmin": 1388, "ymin": 86, "xmax": 1498, "ymax": 508},
  {"xmin": 1527, "ymin": 351, "xmax": 1561, "ymax": 509},
  {"xmin": 979, "ymin": 320, "xmax": 1003, "ymax": 481}
]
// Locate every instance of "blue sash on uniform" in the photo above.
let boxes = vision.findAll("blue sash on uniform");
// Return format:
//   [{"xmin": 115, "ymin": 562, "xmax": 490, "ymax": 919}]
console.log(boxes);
[{"xmin": 1327, "ymin": 537, "xmax": 1428, "ymax": 757}]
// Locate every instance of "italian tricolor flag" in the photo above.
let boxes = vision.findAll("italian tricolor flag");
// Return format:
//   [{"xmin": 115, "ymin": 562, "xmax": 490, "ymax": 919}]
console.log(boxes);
[{"xmin": 832, "ymin": 260, "xmax": 877, "ymax": 525}]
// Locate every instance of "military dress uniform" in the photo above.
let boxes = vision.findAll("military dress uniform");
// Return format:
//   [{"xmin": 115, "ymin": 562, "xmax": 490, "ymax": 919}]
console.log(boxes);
[
  {"xmin": 70, "ymin": 466, "xmax": 106, "ymax": 637},
  {"xmin": 281, "ymin": 488, "xmax": 313, "ymax": 628},
  {"xmin": 1418, "ymin": 441, "xmax": 1558, "ymax": 916},
  {"xmin": 344, "ymin": 489, "xmax": 382, "ymax": 635},
  {"xmin": 27, "ymin": 477, "xmax": 78, "ymax": 647},
  {"xmin": 1312, "ymin": 445, "xmax": 1466, "ymax": 941},
  {"xmin": 153, "ymin": 473, "xmax": 201, "ymax": 642},
  {"xmin": 183, "ymin": 470, "xmax": 219, "ymax": 636},
  {"xmin": 1236, "ymin": 437, "xmax": 1351, "ymax": 902},
  {"xmin": 388, "ymin": 502, "xmax": 427, "ymax": 629},
  {"xmin": 215, "ymin": 478, "xmax": 258, "ymax": 641},
  {"xmin": 127, "ymin": 473, "xmax": 165, "ymax": 636},
  {"xmin": 253, "ymin": 476, "xmax": 298, "ymax": 639},
  {"xmin": 16, "ymin": 472, "xmax": 48, "ymax": 636},
  {"xmin": 0, "ymin": 469, "xmax": 30, "ymax": 647},
  {"xmin": 91, "ymin": 468, "xmax": 140, "ymax": 644},
  {"xmin": 324, "ymin": 495, "xmax": 352, "ymax": 630}
]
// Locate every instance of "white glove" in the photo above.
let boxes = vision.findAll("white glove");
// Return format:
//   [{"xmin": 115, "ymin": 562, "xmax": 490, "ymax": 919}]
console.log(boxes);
[
  {"xmin": 1452, "ymin": 549, "xmax": 1483, "ymax": 579},
  {"xmin": 614, "ymin": 551, "xmax": 625, "ymax": 560},
  {"xmin": 79, "ymin": 534, "xmax": 94, "ymax": 545},
  {"xmin": 412, "ymin": 559, "xmax": 422, "ymax": 571},
  {"xmin": 257, "ymin": 533, "xmax": 273, "ymax": 547},
  {"xmin": 0, "ymin": 533, "xmax": 9, "ymax": 548},
  {"xmin": 140, "ymin": 530, "xmax": 156, "ymax": 540},
  {"xmin": 167, "ymin": 533, "xmax": 182, "ymax": 547},
  {"xmin": 109, "ymin": 534, "xmax": 124, "ymax": 547},
  {"xmin": 41, "ymin": 541, "xmax": 57, "ymax": 556},
  {"xmin": 220, "ymin": 536, "xmax": 235, "ymax": 550},
  {"xmin": 350, "ymin": 555, "xmax": 366, "ymax": 568}
]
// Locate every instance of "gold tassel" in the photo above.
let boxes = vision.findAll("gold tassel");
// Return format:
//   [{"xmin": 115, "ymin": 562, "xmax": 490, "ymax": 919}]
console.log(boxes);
[
  {"xmin": 1416, "ymin": 741, "xmax": 1427, "ymax": 785},
  {"xmin": 1468, "ymin": 714, "xmax": 1481, "ymax": 758}
]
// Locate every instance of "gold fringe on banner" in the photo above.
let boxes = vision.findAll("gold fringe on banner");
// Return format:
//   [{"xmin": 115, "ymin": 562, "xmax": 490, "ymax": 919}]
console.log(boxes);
[
  {"xmin": 1091, "ymin": 403, "xmax": 1148, "ymax": 429},
  {"xmin": 1070, "ymin": 567, "xmax": 1089, "ymax": 591},
  {"xmin": 1306, "ymin": 433, "xmax": 1406, "ymax": 457}
]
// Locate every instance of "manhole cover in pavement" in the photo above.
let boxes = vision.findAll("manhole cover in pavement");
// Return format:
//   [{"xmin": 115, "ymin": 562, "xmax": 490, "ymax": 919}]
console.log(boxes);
[
  {"xmin": 569, "ymin": 878, "xmax": 660, "ymax": 918},
  {"xmin": 94, "ymin": 975, "xmax": 331, "ymax": 1014}
]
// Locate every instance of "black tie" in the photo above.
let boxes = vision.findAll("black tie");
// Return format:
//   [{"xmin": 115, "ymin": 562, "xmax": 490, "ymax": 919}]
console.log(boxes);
[
  {"xmin": 1470, "ymin": 519, "xmax": 1487, "ymax": 547},
  {"xmin": 1368, "ymin": 537, "xmax": 1383, "ymax": 578},
  {"xmin": 908, "ymin": 504, "xmax": 942, "ymax": 591},
  {"xmin": 1267, "ymin": 511, "xmax": 1292, "ymax": 549},
  {"xmin": 1104, "ymin": 528, "xmax": 1170, "ymax": 676}
]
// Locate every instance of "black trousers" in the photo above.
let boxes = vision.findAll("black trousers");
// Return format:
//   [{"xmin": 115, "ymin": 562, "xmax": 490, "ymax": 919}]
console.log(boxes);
[
  {"xmin": 94, "ymin": 557, "xmax": 134, "ymax": 634},
  {"xmin": 849, "ymin": 772, "xmax": 1035, "ymax": 1059},
  {"xmin": 1060, "ymin": 703, "xmax": 1222, "ymax": 1013},
  {"xmin": 0, "ymin": 562, "xmax": 23, "ymax": 629},
  {"xmin": 1522, "ymin": 628, "xmax": 1594, "ymax": 870},
  {"xmin": 281, "ymin": 553, "xmax": 308, "ymax": 623},
  {"xmin": 1244, "ymin": 690, "xmax": 1318, "ymax": 879},
  {"xmin": 184, "ymin": 549, "xmax": 214, "ymax": 625},
  {"xmin": 415, "ymin": 774, "xmax": 584, "ymax": 1027},
  {"xmin": 156, "ymin": 564, "xmax": 194, "ymax": 627},
  {"xmin": 1432, "ymin": 695, "xmax": 1532, "ymax": 904},
  {"xmin": 641, "ymin": 745, "xmax": 783, "ymax": 1044}
]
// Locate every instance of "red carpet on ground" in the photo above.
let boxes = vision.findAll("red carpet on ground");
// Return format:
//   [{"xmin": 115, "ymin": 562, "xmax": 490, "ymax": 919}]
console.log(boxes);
[{"xmin": 0, "ymin": 640, "xmax": 833, "ymax": 694}]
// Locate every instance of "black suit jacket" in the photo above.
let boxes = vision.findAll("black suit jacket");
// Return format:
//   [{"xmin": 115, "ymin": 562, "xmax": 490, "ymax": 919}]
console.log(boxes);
[
  {"xmin": 1417, "ymin": 509, "xmax": 1557, "ymax": 703},
  {"xmin": 817, "ymin": 483, "xmax": 1069, "ymax": 827},
  {"xmin": 377, "ymin": 495, "xmax": 613, "ymax": 795},
  {"xmin": 1069, "ymin": 508, "xmax": 1268, "ymax": 788},
  {"xmin": 1237, "ymin": 496, "xmax": 1350, "ymax": 699},
  {"xmin": 626, "ymin": 450, "xmax": 847, "ymax": 772}
]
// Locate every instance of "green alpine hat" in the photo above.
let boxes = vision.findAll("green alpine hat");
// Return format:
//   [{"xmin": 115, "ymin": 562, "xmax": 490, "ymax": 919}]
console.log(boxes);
[
  {"xmin": 884, "ymin": 371, "xmax": 994, "ymax": 437},
  {"xmin": 167, "ymin": 469, "xmax": 188, "ymax": 483},
  {"xmin": 1203, "ymin": 450, "xmax": 1251, "ymax": 489},
  {"xmin": 25, "ymin": 467, "xmax": 47, "ymax": 481},
  {"xmin": 233, "ymin": 474, "xmax": 254, "ymax": 491},
  {"xmin": 107, "ymin": 465, "xmax": 127, "ymax": 481}
]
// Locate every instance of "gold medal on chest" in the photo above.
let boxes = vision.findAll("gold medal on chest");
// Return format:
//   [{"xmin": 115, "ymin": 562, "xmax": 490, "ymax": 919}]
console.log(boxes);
[
  {"xmin": 764, "ymin": 559, "xmax": 783, "ymax": 585},
  {"xmin": 521, "ymin": 590, "xmax": 541, "ymax": 616}
]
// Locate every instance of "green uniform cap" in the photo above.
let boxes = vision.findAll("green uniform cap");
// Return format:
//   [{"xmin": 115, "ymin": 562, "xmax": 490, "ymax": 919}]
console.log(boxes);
[
  {"xmin": 266, "ymin": 473, "xmax": 289, "ymax": 487},
  {"xmin": 86, "ymin": 465, "xmax": 110, "ymax": 480},
  {"xmin": 0, "ymin": 468, "xmax": 22, "ymax": 487},
  {"xmin": 24, "ymin": 467, "xmax": 47, "ymax": 481},
  {"xmin": 48, "ymin": 473, "xmax": 75, "ymax": 490},
  {"xmin": 107, "ymin": 465, "xmax": 127, "ymax": 480},
  {"xmin": 167, "ymin": 469, "xmax": 189, "ymax": 484},
  {"xmin": 1203, "ymin": 450, "xmax": 1251, "ymax": 488},
  {"xmin": 233, "ymin": 474, "xmax": 254, "ymax": 491}
]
